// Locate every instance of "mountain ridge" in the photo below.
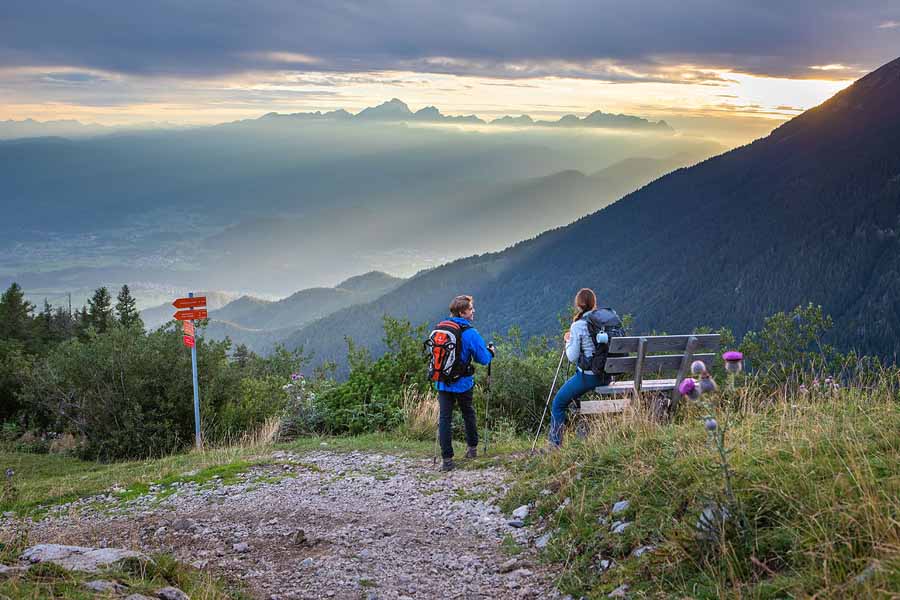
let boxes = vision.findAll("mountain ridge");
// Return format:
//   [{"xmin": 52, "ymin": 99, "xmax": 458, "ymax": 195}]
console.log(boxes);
[{"xmin": 282, "ymin": 55, "xmax": 900, "ymax": 367}]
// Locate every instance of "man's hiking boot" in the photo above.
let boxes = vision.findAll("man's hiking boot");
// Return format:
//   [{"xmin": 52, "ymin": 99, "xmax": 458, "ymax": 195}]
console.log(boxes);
[
  {"xmin": 441, "ymin": 458, "xmax": 455, "ymax": 472},
  {"xmin": 465, "ymin": 446, "xmax": 477, "ymax": 459}
]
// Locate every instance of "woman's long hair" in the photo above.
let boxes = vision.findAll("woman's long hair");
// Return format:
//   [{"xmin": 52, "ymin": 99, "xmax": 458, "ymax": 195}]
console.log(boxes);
[{"xmin": 573, "ymin": 288, "xmax": 597, "ymax": 322}]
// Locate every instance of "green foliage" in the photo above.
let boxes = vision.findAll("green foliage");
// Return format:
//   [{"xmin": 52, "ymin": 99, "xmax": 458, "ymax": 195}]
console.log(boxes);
[
  {"xmin": 316, "ymin": 316, "xmax": 429, "ymax": 434},
  {"xmin": 503, "ymin": 375, "xmax": 900, "ymax": 598},
  {"xmin": 0, "ymin": 339, "xmax": 28, "ymax": 422},
  {"xmin": 740, "ymin": 303, "xmax": 835, "ymax": 382},
  {"xmin": 474, "ymin": 327, "xmax": 560, "ymax": 432},
  {"xmin": 0, "ymin": 283, "xmax": 35, "ymax": 350},
  {"xmin": 86, "ymin": 286, "xmax": 114, "ymax": 334},
  {"xmin": 115, "ymin": 284, "xmax": 143, "ymax": 329},
  {"xmin": 216, "ymin": 375, "xmax": 288, "ymax": 436},
  {"xmin": 18, "ymin": 325, "xmax": 211, "ymax": 458}
]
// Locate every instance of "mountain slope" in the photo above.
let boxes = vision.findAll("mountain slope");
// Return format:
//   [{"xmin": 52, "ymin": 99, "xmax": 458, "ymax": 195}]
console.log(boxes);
[
  {"xmin": 284, "ymin": 56, "xmax": 900, "ymax": 365},
  {"xmin": 210, "ymin": 271, "xmax": 403, "ymax": 331},
  {"xmin": 195, "ymin": 272, "xmax": 404, "ymax": 352}
]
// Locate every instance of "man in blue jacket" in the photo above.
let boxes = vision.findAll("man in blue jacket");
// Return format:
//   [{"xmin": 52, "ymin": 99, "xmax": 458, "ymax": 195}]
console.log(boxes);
[{"xmin": 435, "ymin": 295, "xmax": 494, "ymax": 471}]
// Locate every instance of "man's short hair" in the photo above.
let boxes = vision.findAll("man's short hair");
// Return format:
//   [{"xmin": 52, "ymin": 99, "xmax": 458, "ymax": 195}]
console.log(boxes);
[{"xmin": 449, "ymin": 295, "xmax": 473, "ymax": 317}]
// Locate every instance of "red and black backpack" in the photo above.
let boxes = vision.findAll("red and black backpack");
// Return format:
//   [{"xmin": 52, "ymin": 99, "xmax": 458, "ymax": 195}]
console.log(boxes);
[{"xmin": 424, "ymin": 320, "xmax": 475, "ymax": 384}]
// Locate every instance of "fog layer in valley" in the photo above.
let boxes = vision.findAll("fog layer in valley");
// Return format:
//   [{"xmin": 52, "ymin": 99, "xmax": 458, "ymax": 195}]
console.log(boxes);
[{"xmin": 1, "ymin": 108, "xmax": 723, "ymax": 308}]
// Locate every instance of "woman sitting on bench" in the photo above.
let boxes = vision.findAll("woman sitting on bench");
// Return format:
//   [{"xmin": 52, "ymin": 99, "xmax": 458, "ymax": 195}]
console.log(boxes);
[{"xmin": 548, "ymin": 288, "xmax": 619, "ymax": 448}]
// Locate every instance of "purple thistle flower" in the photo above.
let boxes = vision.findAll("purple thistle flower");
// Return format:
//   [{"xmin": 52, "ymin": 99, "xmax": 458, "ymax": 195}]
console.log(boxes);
[
  {"xmin": 679, "ymin": 378, "xmax": 700, "ymax": 400},
  {"xmin": 722, "ymin": 350, "xmax": 743, "ymax": 373}
]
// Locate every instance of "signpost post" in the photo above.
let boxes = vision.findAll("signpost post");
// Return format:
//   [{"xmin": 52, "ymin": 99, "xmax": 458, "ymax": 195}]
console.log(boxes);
[{"xmin": 173, "ymin": 293, "xmax": 206, "ymax": 449}]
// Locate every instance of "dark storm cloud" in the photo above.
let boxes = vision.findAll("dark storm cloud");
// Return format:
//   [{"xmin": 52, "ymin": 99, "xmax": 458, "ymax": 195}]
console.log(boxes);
[{"xmin": 1, "ymin": 0, "xmax": 898, "ymax": 80}]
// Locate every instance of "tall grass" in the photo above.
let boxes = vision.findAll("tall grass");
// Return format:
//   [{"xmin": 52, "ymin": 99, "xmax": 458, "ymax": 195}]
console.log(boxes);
[
  {"xmin": 398, "ymin": 385, "xmax": 439, "ymax": 440},
  {"xmin": 504, "ymin": 368, "xmax": 900, "ymax": 598}
]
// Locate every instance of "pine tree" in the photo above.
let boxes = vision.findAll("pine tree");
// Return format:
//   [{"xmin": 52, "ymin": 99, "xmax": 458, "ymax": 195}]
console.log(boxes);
[
  {"xmin": 115, "ymin": 285, "xmax": 143, "ymax": 330},
  {"xmin": 87, "ymin": 287, "xmax": 114, "ymax": 333},
  {"xmin": 0, "ymin": 283, "xmax": 34, "ymax": 343},
  {"xmin": 233, "ymin": 343, "xmax": 251, "ymax": 369},
  {"xmin": 34, "ymin": 299, "xmax": 54, "ymax": 343}
]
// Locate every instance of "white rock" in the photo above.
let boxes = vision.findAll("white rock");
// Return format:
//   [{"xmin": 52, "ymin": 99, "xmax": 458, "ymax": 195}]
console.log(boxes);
[
  {"xmin": 610, "ymin": 521, "xmax": 631, "ymax": 534},
  {"xmin": 608, "ymin": 584, "xmax": 629, "ymax": 598},
  {"xmin": 84, "ymin": 580, "xmax": 126, "ymax": 593},
  {"xmin": 511, "ymin": 505, "xmax": 529, "ymax": 520},
  {"xmin": 156, "ymin": 587, "xmax": 190, "ymax": 600},
  {"xmin": 611, "ymin": 500, "xmax": 630, "ymax": 515},
  {"xmin": 535, "ymin": 532, "xmax": 552, "ymax": 549},
  {"xmin": 20, "ymin": 544, "xmax": 147, "ymax": 573}
]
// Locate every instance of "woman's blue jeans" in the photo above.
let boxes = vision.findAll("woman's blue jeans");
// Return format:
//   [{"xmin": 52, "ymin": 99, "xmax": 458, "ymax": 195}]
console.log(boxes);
[{"xmin": 549, "ymin": 370, "xmax": 603, "ymax": 446}]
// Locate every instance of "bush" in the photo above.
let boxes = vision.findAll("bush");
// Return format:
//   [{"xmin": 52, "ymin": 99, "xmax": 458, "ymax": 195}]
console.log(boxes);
[
  {"xmin": 216, "ymin": 375, "xmax": 288, "ymax": 438},
  {"xmin": 472, "ymin": 327, "xmax": 561, "ymax": 433},
  {"xmin": 18, "ymin": 324, "xmax": 241, "ymax": 460},
  {"xmin": 315, "ymin": 316, "xmax": 429, "ymax": 434}
]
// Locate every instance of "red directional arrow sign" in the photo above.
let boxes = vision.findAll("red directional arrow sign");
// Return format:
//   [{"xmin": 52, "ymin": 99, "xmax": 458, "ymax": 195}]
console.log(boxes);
[
  {"xmin": 183, "ymin": 335, "xmax": 195, "ymax": 348},
  {"xmin": 173, "ymin": 296, "xmax": 207, "ymax": 309},
  {"xmin": 173, "ymin": 309, "xmax": 208, "ymax": 321},
  {"xmin": 183, "ymin": 321, "xmax": 195, "ymax": 336}
]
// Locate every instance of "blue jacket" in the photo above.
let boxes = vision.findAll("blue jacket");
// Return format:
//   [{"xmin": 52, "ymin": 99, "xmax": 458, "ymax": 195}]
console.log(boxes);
[{"xmin": 435, "ymin": 317, "xmax": 493, "ymax": 393}]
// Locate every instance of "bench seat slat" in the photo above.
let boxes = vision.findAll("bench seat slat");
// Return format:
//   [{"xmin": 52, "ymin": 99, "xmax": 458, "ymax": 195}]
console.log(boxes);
[
  {"xmin": 593, "ymin": 378, "xmax": 676, "ymax": 394},
  {"xmin": 605, "ymin": 353, "xmax": 716, "ymax": 374},
  {"xmin": 608, "ymin": 334, "xmax": 721, "ymax": 354},
  {"xmin": 580, "ymin": 399, "xmax": 631, "ymax": 414}
]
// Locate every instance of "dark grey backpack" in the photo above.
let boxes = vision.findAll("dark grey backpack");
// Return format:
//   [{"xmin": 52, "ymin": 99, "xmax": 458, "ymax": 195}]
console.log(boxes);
[{"xmin": 579, "ymin": 308, "xmax": 626, "ymax": 384}]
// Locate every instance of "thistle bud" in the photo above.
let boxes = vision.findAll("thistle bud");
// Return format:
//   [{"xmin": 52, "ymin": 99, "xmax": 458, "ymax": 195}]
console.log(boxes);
[
  {"xmin": 691, "ymin": 360, "xmax": 707, "ymax": 376},
  {"xmin": 705, "ymin": 418, "xmax": 718, "ymax": 431},
  {"xmin": 699, "ymin": 376, "xmax": 717, "ymax": 394}
]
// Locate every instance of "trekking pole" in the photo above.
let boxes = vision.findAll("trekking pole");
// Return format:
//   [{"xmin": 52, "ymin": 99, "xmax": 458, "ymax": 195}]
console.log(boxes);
[
  {"xmin": 432, "ymin": 426, "xmax": 439, "ymax": 467},
  {"xmin": 483, "ymin": 344, "xmax": 494, "ymax": 456},
  {"xmin": 531, "ymin": 349, "xmax": 567, "ymax": 454}
]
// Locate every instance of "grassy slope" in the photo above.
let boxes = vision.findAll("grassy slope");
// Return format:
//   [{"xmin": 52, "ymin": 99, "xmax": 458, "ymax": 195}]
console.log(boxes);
[
  {"xmin": 503, "ymin": 376, "xmax": 900, "ymax": 598},
  {"xmin": 3, "ymin": 385, "xmax": 898, "ymax": 598}
]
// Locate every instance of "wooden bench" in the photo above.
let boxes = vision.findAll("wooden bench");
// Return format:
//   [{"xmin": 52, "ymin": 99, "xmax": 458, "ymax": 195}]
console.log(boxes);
[{"xmin": 579, "ymin": 334, "xmax": 721, "ymax": 416}]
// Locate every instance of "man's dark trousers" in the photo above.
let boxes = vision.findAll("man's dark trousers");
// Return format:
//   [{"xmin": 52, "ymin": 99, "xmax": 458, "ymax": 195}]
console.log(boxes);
[{"xmin": 438, "ymin": 387, "xmax": 478, "ymax": 459}]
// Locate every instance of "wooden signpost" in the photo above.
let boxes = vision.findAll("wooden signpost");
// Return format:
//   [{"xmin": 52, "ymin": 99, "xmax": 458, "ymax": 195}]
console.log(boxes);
[{"xmin": 173, "ymin": 293, "xmax": 206, "ymax": 448}]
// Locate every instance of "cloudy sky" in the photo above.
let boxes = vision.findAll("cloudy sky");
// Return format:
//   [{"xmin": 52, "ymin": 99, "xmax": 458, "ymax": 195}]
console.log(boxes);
[{"xmin": 2, "ymin": 1, "xmax": 898, "ymax": 140}]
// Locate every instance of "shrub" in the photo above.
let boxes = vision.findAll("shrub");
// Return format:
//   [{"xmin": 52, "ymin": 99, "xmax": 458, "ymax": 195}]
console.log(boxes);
[
  {"xmin": 18, "ymin": 324, "xmax": 240, "ymax": 460},
  {"xmin": 315, "ymin": 316, "xmax": 429, "ymax": 434}
]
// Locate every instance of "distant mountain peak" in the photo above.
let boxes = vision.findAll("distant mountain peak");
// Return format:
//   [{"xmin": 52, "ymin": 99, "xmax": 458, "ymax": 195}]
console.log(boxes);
[
  {"xmin": 356, "ymin": 98, "xmax": 414, "ymax": 119},
  {"xmin": 251, "ymin": 100, "xmax": 667, "ymax": 131},
  {"xmin": 414, "ymin": 106, "xmax": 442, "ymax": 120},
  {"xmin": 491, "ymin": 115, "xmax": 534, "ymax": 125}
]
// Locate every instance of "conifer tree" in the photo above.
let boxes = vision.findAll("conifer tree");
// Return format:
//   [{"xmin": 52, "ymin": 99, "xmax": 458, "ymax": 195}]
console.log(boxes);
[
  {"xmin": 0, "ymin": 283, "xmax": 34, "ymax": 342},
  {"xmin": 87, "ymin": 287, "xmax": 114, "ymax": 333},
  {"xmin": 233, "ymin": 343, "xmax": 252, "ymax": 369},
  {"xmin": 115, "ymin": 285, "xmax": 143, "ymax": 329}
]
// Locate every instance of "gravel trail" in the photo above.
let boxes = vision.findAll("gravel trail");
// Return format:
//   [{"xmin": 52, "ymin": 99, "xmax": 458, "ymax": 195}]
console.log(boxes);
[{"xmin": 4, "ymin": 450, "xmax": 561, "ymax": 600}]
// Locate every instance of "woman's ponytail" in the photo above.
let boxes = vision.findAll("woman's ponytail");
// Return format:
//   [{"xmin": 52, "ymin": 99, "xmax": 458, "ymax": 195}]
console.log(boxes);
[{"xmin": 572, "ymin": 288, "xmax": 597, "ymax": 322}]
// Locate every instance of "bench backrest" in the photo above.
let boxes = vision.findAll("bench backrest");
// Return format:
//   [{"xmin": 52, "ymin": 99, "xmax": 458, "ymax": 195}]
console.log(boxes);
[{"xmin": 604, "ymin": 333, "xmax": 721, "ymax": 399}]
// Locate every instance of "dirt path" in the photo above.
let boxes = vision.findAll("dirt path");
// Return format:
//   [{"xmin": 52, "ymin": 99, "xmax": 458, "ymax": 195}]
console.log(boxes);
[{"xmin": 6, "ymin": 451, "xmax": 561, "ymax": 600}]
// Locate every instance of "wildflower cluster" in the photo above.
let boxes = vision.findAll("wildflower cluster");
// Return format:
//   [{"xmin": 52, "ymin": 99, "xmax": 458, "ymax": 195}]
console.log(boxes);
[
  {"xmin": 279, "ymin": 372, "xmax": 323, "ymax": 438},
  {"xmin": 681, "ymin": 352, "xmax": 751, "ymax": 544},
  {"xmin": 798, "ymin": 375, "xmax": 841, "ymax": 395}
]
